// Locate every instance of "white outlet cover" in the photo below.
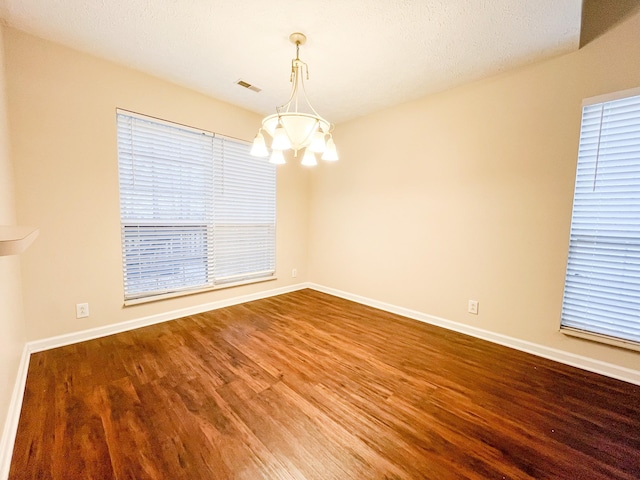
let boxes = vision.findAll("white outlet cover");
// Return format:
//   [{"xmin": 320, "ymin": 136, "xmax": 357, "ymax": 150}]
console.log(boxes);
[
  {"xmin": 468, "ymin": 300, "xmax": 479, "ymax": 315},
  {"xmin": 76, "ymin": 303, "xmax": 90, "ymax": 318}
]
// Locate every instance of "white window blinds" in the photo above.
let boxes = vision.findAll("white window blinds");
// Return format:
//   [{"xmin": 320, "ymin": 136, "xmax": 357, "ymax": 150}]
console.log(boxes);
[
  {"xmin": 212, "ymin": 138, "xmax": 276, "ymax": 283},
  {"xmin": 117, "ymin": 110, "xmax": 276, "ymax": 301},
  {"xmin": 561, "ymin": 89, "xmax": 640, "ymax": 346}
]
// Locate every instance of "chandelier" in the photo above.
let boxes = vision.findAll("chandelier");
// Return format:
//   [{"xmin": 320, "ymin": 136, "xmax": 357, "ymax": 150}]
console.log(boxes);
[{"xmin": 250, "ymin": 33, "xmax": 338, "ymax": 166}]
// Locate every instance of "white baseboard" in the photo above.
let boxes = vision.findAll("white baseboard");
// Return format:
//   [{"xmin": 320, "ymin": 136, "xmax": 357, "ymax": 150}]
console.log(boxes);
[
  {"xmin": 0, "ymin": 344, "xmax": 30, "ymax": 480},
  {"xmin": 28, "ymin": 283, "xmax": 310, "ymax": 353},
  {"xmin": 308, "ymin": 283, "xmax": 640, "ymax": 386}
]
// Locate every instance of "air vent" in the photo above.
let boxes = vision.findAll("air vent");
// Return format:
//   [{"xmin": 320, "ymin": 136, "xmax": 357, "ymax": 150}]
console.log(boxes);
[{"xmin": 236, "ymin": 79, "xmax": 261, "ymax": 93}]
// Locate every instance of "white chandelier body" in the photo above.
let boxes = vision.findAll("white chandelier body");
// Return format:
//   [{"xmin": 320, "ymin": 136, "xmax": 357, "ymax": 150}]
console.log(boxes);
[{"xmin": 250, "ymin": 33, "xmax": 338, "ymax": 166}]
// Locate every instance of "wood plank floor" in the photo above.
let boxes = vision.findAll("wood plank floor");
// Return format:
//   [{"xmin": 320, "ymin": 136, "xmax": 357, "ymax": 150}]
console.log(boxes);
[{"xmin": 9, "ymin": 289, "xmax": 640, "ymax": 479}]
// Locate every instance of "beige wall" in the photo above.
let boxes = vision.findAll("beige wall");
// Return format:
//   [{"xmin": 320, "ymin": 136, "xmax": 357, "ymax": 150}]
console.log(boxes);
[
  {"xmin": 3, "ymin": 9, "xmax": 639, "ymax": 377},
  {"xmin": 308, "ymin": 11, "xmax": 640, "ymax": 370},
  {"xmin": 0, "ymin": 26, "xmax": 26, "ymax": 443},
  {"xmin": 5, "ymin": 28, "xmax": 309, "ymax": 341}
]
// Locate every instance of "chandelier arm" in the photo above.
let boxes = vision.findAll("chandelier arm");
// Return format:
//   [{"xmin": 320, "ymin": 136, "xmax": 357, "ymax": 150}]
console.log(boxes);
[
  {"xmin": 298, "ymin": 68, "xmax": 327, "ymax": 123},
  {"xmin": 276, "ymin": 59, "xmax": 309, "ymax": 114},
  {"xmin": 275, "ymin": 37, "xmax": 323, "ymax": 120},
  {"xmin": 276, "ymin": 63, "xmax": 299, "ymax": 114}
]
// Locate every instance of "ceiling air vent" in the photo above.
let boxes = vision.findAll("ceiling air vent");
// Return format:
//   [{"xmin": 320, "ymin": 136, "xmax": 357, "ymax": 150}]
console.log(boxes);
[{"xmin": 236, "ymin": 79, "xmax": 261, "ymax": 93}]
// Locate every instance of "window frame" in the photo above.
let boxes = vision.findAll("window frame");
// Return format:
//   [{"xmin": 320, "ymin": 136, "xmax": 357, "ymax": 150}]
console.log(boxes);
[
  {"xmin": 116, "ymin": 109, "xmax": 277, "ymax": 306},
  {"xmin": 560, "ymin": 86, "xmax": 640, "ymax": 351}
]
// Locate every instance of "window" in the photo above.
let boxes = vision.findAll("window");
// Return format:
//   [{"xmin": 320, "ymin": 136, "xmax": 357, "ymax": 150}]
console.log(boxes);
[
  {"xmin": 561, "ymin": 87, "xmax": 640, "ymax": 350},
  {"xmin": 117, "ymin": 110, "xmax": 276, "ymax": 303}
]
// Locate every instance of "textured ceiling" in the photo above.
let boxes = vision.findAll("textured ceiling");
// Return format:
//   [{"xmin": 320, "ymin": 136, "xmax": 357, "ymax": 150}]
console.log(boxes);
[{"xmin": 0, "ymin": 0, "xmax": 582, "ymax": 124}]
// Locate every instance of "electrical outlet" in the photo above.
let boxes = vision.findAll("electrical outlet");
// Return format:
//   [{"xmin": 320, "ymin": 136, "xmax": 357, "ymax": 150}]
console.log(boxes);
[
  {"xmin": 468, "ymin": 299, "xmax": 479, "ymax": 315},
  {"xmin": 292, "ymin": 268, "xmax": 298, "ymax": 278},
  {"xmin": 76, "ymin": 303, "xmax": 89, "ymax": 318}
]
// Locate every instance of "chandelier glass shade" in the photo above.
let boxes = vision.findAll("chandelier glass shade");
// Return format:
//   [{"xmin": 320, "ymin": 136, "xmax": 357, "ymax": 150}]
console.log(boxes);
[{"xmin": 250, "ymin": 33, "xmax": 338, "ymax": 166}]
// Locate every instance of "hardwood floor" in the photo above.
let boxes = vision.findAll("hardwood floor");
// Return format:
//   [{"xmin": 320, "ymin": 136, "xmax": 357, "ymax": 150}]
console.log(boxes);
[{"xmin": 9, "ymin": 289, "xmax": 640, "ymax": 479}]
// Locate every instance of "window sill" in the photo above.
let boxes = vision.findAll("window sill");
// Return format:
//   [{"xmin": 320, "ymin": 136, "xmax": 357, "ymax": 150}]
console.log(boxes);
[
  {"xmin": 560, "ymin": 327, "xmax": 640, "ymax": 353},
  {"xmin": 123, "ymin": 275, "xmax": 278, "ymax": 306}
]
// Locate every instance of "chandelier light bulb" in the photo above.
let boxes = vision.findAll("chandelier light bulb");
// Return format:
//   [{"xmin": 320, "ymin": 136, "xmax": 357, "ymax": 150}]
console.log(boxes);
[
  {"xmin": 250, "ymin": 131, "xmax": 269, "ymax": 157},
  {"xmin": 308, "ymin": 128, "xmax": 327, "ymax": 153},
  {"xmin": 321, "ymin": 136, "xmax": 339, "ymax": 161},
  {"xmin": 301, "ymin": 149, "xmax": 318, "ymax": 167},
  {"xmin": 269, "ymin": 149, "xmax": 286, "ymax": 165},
  {"xmin": 271, "ymin": 123, "xmax": 292, "ymax": 150}
]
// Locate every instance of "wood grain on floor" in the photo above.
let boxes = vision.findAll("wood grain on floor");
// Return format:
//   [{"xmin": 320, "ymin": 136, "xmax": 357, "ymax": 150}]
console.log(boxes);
[{"xmin": 9, "ymin": 289, "xmax": 640, "ymax": 479}]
